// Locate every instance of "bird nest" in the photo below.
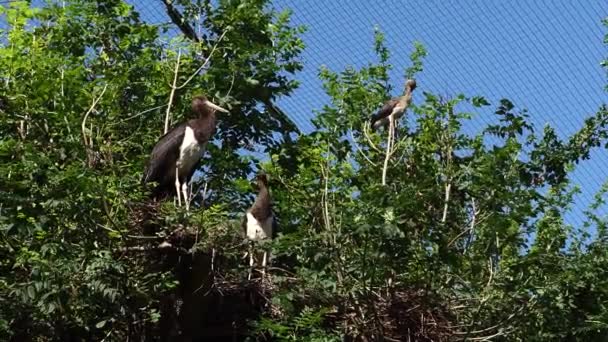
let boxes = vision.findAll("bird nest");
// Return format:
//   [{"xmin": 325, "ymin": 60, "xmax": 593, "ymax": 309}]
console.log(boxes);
[
  {"xmin": 377, "ymin": 289, "xmax": 454, "ymax": 341},
  {"xmin": 319, "ymin": 288, "xmax": 454, "ymax": 342}
]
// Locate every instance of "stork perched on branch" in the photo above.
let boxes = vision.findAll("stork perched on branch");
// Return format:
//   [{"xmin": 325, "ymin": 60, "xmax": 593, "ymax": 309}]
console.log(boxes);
[
  {"xmin": 370, "ymin": 79, "xmax": 416, "ymax": 131},
  {"xmin": 142, "ymin": 95, "xmax": 228, "ymax": 210},
  {"xmin": 242, "ymin": 173, "xmax": 277, "ymax": 280},
  {"xmin": 368, "ymin": 79, "xmax": 417, "ymax": 185}
]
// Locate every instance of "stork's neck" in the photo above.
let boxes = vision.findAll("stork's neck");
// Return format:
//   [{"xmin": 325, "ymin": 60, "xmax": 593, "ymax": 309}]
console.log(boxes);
[
  {"xmin": 399, "ymin": 87, "xmax": 414, "ymax": 105},
  {"xmin": 198, "ymin": 108, "xmax": 215, "ymax": 120},
  {"xmin": 250, "ymin": 184, "xmax": 272, "ymax": 219}
]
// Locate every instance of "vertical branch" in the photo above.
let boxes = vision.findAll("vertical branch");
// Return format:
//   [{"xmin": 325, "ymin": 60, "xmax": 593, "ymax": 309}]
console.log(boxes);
[
  {"xmin": 81, "ymin": 84, "xmax": 108, "ymax": 148},
  {"xmin": 381, "ymin": 117, "xmax": 395, "ymax": 186},
  {"xmin": 441, "ymin": 105, "xmax": 454, "ymax": 223},
  {"xmin": 321, "ymin": 156, "xmax": 344, "ymax": 288},
  {"xmin": 162, "ymin": 31, "xmax": 226, "ymax": 134},
  {"xmin": 441, "ymin": 183, "xmax": 452, "ymax": 223},
  {"xmin": 164, "ymin": 49, "xmax": 182, "ymax": 134},
  {"xmin": 81, "ymin": 84, "xmax": 108, "ymax": 168}
]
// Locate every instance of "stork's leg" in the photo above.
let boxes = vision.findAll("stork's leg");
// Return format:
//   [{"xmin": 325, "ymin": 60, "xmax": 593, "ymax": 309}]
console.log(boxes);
[
  {"xmin": 261, "ymin": 250, "xmax": 268, "ymax": 278},
  {"xmin": 248, "ymin": 242, "xmax": 254, "ymax": 281},
  {"xmin": 211, "ymin": 248, "xmax": 216, "ymax": 272},
  {"xmin": 388, "ymin": 116, "xmax": 395, "ymax": 152},
  {"xmin": 181, "ymin": 182, "xmax": 189, "ymax": 211},
  {"xmin": 175, "ymin": 167, "xmax": 182, "ymax": 207}
]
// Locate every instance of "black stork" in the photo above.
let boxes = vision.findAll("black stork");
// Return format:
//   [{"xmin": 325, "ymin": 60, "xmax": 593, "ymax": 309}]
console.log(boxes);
[
  {"xmin": 142, "ymin": 95, "xmax": 228, "ymax": 210},
  {"xmin": 241, "ymin": 173, "xmax": 277, "ymax": 280},
  {"xmin": 370, "ymin": 79, "xmax": 417, "ymax": 130}
]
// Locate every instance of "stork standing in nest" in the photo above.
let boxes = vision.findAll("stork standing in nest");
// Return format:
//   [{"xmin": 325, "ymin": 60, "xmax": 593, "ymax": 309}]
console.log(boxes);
[
  {"xmin": 142, "ymin": 95, "xmax": 228, "ymax": 210},
  {"xmin": 242, "ymin": 173, "xmax": 277, "ymax": 280},
  {"xmin": 370, "ymin": 79, "xmax": 417, "ymax": 150}
]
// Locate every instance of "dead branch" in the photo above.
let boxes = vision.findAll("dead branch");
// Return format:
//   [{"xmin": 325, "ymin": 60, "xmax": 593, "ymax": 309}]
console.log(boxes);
[
  {"xmin": 81, "ymin": 84, "xmax": 108, "ymax": 148},
  {"xmin": 163, "ymin": 31, "xmax": 226, "ymax": 134},
  {"xmin": 349, "ymin": 126, "xmax": 377, "ymax": 167},
  {"xmin": 381, "ymin": 117, "xmax": 395, "ymax": 186},
  {"xmin": 441, "ymin": 182, "xmax": 451, "ymax": 223},
  {"xmin": 119, "ymin": 242, "xmax": 190, "ymax": 254},
  {"xmin": 362, "ymin": 121, "xmax": 382, "ymax": 153},
  {"xmin": 164, "ymin": 48, "xmax": 182, "ymax": 134},
  {"xmin": 175, "ymin": 30, "xmax": 227, "ymax": 91},
  {"xmin": 448, "ymin": 198, "xmax": 478, "ymax": 248},
  {"xmin": 113, "ymin": 104, "xmax": 168, "ymax": 125}
]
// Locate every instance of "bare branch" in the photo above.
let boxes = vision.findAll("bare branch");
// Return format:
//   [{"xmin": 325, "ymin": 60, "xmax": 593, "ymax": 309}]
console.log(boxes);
[
  {"xmin": 349, "ymin": 126, "xmax": 377, "ymax": 167},
  {"xmin": 112, "ymin": 104, "xmax": 168, "ymax": 125},
  {"xmin": 362, "ymin": 121, "xmax": 382, "ymax": 153},
  {"xmin": 441, "ymin": 183, "xmax": 452, "ymax": 223},
  {"xmin": 164, "ymin": 49, "xmax": 182, "ymax": 134},
  {"xmin": 81, "ymin": 84, "xmax": 108, "ymax": 147},
  {"xmin": 448, "ymin": 198, "xmax": 478, "ymax": 248},
  {"xmin": 175, "ymin": 30, "xmax": 227, "ymax": 90},
  {"xmin": 381, "ymin": 117, "xmax": 395, "ymax": 186}
]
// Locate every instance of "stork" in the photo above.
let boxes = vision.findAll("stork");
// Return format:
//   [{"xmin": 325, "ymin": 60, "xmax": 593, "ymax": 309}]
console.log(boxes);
[
  {"xmin": 242, "ymin": 173, "xmax": 277, "ymax": 280},
  {"xmin": 370, "ymin": 79, "xmax": 417, "ymax": 150},
  {"xmin": 142, "ymin": 95, "xmax": 228, "ymax": 210}
]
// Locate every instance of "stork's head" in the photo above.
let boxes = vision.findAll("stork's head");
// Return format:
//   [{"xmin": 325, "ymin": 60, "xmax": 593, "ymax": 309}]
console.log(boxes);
[
  {"xmin": 191, "ymin": 95, "xmax": 229, "ymax": 116},
  {"xmin": 405, "ymin": 79, "xmax": 417, "ymax": 92}
]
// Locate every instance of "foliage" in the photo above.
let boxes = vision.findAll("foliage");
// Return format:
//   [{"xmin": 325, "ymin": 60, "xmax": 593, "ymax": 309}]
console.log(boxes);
[
  {"xmin": 1, "ymin": 1, "xmax": 608, "ymax": 341},
  {"xmin": 0, "ymin": 0, "xmax": 303, "ymax": 339}
]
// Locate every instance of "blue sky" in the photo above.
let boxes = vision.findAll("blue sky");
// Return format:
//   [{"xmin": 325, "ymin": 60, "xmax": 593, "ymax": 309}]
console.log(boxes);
[
  {"xmin": 3, "ymin": 1, "xmax": 607, "ymax": 229},
  {"xmin": 270, "ymin": 1, "xmax": 608, "ymax": 229}
]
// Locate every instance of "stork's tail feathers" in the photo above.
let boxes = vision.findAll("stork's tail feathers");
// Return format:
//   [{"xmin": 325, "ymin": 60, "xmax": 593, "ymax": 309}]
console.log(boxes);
[
  {"xmin": 150, "ymin": 184, "xmax": 174, "ymax": 201},
  {"xmin": 369, "ymin": 116, "xmax": 384, "ymax": 131},
  {"xmin": 369, "ymin": 115, "xmax": 379, "ymax": 130}
]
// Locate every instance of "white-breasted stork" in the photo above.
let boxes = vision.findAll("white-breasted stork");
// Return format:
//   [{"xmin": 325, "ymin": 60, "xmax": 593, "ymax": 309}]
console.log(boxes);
[
  {"xmin": 241, "ymin": 173, "xmax": 277, "ymax": 280},
  {"xmin": 142, "ymin": 95, "xmax": 228, "ymax": 210}
]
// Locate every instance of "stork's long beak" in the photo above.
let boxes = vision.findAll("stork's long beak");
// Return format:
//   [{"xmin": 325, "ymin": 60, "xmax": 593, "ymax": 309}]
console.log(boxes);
[{"xmin": 205, "ymin": 100, "xmax": 229, "ymax": 113}]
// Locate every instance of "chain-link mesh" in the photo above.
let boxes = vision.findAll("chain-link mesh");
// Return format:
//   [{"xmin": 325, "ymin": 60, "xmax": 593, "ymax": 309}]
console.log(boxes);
[{"xmin": 2, "ymin": 0, "xmax": 607, "ymax": 228}]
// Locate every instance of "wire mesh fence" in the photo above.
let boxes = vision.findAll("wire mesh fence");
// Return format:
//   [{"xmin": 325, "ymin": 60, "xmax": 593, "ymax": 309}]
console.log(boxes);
[{"xmin": 2, "ymin": 0, "xmax": 607, "ymax": 228}]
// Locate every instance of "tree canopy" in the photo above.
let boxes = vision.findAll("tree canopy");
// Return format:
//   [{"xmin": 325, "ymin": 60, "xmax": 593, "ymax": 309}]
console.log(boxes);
[{"xmin": 1, "ymin": 1, "xmax": 608, "ymax": 341}]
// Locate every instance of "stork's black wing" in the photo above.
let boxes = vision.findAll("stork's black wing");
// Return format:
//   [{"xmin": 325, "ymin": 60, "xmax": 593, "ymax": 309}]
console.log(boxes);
[
  {"xmin": 142, "ymin": 123, "xmax": 187, "ymax": 184},
  {"xmin": 370, "ymin": 98, "xmax": 398, "ymax": 127},
  {"xmin": 241, "ymin": 213, "xmax": 248, "ymax": 237}
]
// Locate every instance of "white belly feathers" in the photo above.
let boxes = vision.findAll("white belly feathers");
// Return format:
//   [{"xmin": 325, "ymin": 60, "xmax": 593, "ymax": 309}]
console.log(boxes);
[
  {"xmin": 246, "ymin": 212, "xmax": 274, "ymax": 241},
  {"xmin": 177, "ymin": 126, "xmax": 204, "ymax": 176}
]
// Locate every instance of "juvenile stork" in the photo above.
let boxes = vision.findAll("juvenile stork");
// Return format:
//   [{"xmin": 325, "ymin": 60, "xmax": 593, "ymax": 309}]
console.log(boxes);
[
  {"xmin": 370, "ymin": 79, "xmax": 417, "ymax": 130},
  {"xmin": 242, "ymin": 173, "xmax": 277, "ymax": 280},
  {"xmin": 142, "ymin": 95, "xmax": 228, "ymax": 210}
]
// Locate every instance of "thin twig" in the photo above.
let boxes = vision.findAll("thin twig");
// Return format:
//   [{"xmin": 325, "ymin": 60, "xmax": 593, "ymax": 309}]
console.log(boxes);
[
  {"xmin": 164, "ymin": 48, "xmax": 182, "ymax": 134},
  {"xmin": 349, "ymin": 127, "xmax": 376, "ymax": 167},
  {"xmin": 112, "ymin": 104, "xmax": 168, "ymax": 125},
  {"xmin": 448, "ymin": 198, "xmax": 478, "ymax": 247},
  {"xmin": 362, "ymin": 121, "xmax": 382, "ymax": 153},
  {"xmin": 81, "ymin": 84, "xmax": 108, "ymax": 148},
  {"xmin": 175, "ymin": 31, "xmax": 227, "ymax": 91}
]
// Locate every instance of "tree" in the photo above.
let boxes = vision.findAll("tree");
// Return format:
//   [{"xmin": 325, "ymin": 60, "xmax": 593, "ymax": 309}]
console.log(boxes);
[
  {"xmin": 1, "ymin": 1, "xmax": 608, "ymax": 341},
  {"xmin": 0, "ymin": 0, "xmax": 304, "ymax": 340}
]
